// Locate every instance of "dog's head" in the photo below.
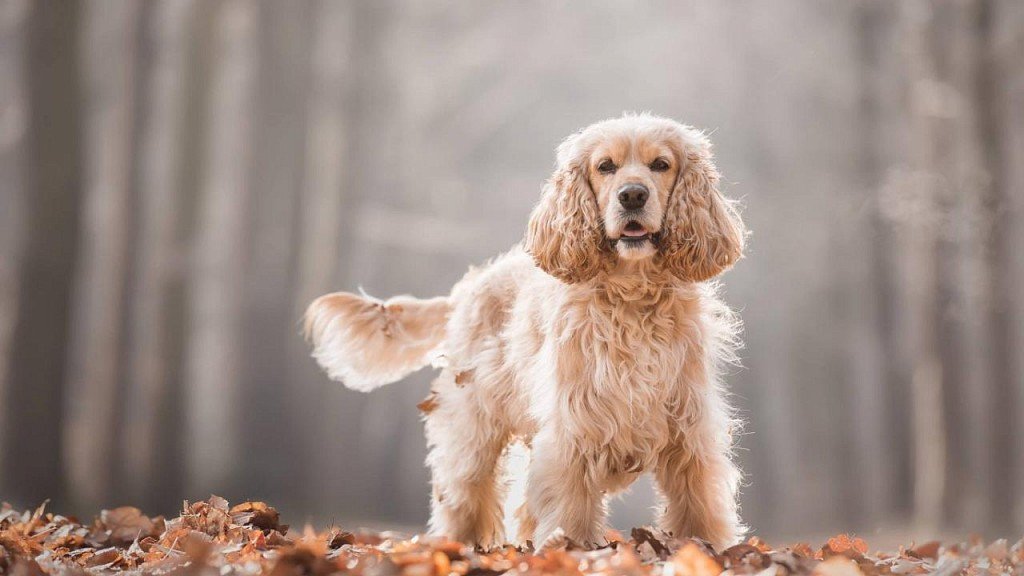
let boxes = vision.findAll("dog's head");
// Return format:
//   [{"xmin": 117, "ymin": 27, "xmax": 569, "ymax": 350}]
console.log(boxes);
[{"xmin": 524, "ymin": 114, "xmax": 746, "ymax": 284}]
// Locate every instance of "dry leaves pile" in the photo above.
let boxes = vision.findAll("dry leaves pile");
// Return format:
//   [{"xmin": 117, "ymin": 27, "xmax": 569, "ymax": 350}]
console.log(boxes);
[{"xmin": 1, "ymin": 497, "xmax": 1022, "ymax": 576}]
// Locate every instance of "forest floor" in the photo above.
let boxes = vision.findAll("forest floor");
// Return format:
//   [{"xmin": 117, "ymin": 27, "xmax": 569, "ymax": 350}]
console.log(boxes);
[{"xmin": 1, "ymin": 496, "xmax": 1020, "ymax": 576}]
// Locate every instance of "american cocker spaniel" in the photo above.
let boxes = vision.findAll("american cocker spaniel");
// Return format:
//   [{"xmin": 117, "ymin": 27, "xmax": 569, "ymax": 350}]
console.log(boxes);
[{"xmin": 305, "ymin": 113, "xmax": 747, "ymax": 550}]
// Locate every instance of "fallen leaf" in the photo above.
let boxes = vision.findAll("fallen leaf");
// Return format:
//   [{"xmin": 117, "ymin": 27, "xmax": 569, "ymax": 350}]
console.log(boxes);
[
  {"xmin": 814, "ymin": 556, "xmax": 864, "ymax": 576},
  {"xmin": 418, "ymin": 393, "xmax": 440, "ymax": 414},
  {"xmin": 455, "ymin": 370, "xmax": 475, "ymax": 386},
  {"xmin": 671, "ymin": 542, "xmax": 723, "ymax": 576}
]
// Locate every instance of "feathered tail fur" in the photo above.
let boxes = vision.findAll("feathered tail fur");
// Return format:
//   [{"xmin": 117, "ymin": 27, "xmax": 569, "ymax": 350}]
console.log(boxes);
[{"xmin": 304, "ymin": 291, "xmax": 450, "ymax": 391}]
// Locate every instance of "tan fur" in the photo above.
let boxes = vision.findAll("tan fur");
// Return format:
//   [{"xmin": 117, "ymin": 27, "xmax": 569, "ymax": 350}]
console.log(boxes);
[
  {"xmin": 523, "ymin": 147, "xmax": 610, "ymax": 283},
  {"xmin": 305, "ymin": 114, "xmax": 748, "ymax": 549},
  {"xmin": 659, "ymin": 136, "xmax": 746, "ymax": 282},
  {"xmin": 304, "ymin": 292, "xmax": 449, "ymax": 391}
]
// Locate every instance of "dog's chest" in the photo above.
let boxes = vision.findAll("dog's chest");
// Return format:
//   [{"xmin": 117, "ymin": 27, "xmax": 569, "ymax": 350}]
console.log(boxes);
[{"xmin": 555, "ymin": 294, "xmax": 699, "ymax": 459}]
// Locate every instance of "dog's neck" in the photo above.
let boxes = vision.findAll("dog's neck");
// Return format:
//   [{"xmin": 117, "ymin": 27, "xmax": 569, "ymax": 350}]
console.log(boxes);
[{"xmin": 593, "ymin": 258, "xmax": 679, "ymax": 303}]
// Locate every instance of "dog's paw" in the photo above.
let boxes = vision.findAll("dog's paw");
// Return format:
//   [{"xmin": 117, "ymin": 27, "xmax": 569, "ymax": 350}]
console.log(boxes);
[
  {"xmin": 536, "ymin": 527, "xmax": 603, "ymax": 551},
  {"xmin": 537, "ymin": 527, "xmax": 571, "ymax": 552}
]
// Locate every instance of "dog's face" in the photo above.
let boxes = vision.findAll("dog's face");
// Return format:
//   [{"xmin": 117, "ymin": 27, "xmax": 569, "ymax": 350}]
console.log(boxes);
[
  {"xmin": 586, "ymin": 132, "xmax": 680, "ymax": 261},
  {"xmin": 524, "ymin": 114, "xmax": 746, "ymax": 284}
]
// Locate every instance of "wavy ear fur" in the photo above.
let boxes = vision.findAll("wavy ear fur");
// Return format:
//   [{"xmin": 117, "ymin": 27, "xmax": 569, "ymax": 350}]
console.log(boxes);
[
  {"xmin": 523, "ymin": 138, "xmax": 608, "ymax": 283},
  {"xmin": 660, "ymin": 128, "xmax": 746, "ymax": 282}
]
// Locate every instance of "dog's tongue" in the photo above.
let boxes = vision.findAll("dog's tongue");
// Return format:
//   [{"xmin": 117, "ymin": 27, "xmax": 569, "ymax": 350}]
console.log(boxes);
[{"xmin": 622, "ymin": 222, "xmax": 647, "ymax": 237}]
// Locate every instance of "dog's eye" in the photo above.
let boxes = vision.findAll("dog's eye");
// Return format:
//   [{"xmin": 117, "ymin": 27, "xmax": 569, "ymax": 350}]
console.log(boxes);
[
  {"xmin": 597, "ymin": 159, "xmax": 617, "ymax": 174},
  {"xmin": 650, "ymin": 158, "xmax": 670, "ymax": 172}
]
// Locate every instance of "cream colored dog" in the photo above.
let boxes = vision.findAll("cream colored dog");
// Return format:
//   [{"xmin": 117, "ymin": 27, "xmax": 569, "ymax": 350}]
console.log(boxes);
[{"xmin": 305, "ymin": 114, "xmax": 747, "ymax": 550}]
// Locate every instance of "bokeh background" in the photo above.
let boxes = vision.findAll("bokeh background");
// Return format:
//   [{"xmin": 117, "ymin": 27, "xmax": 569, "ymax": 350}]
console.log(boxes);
[{"xmin": 1, "ymin": 0, "xmax": 1023, "ymax": 542}]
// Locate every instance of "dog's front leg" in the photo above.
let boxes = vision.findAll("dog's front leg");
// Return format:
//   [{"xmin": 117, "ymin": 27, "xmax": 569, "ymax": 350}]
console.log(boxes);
[
  {"xmin": 523, "ymin": 426, "xmax": 606, "ymax": 548},
  {"xmin": 653, "ymin": 393, "xmax": 744, "ymax": 550}
]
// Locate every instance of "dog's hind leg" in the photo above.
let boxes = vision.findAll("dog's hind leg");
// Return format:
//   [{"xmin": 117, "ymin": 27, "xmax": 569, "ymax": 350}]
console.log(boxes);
[{"xmin": 425, "ymin": 377, "xmax": 510, "ymax": 548}]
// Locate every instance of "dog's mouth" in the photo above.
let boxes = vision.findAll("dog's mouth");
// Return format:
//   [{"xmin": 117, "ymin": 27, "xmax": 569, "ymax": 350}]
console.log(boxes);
[{"xmin": 616, "ymin": 221, "xmax": 656, "ymax": 245}]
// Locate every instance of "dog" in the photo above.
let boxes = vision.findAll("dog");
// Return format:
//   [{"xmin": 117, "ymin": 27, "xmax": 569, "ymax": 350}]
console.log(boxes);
[{"xmin": 305, "ymin": 113, "xmax": 747, "ymax": 550}]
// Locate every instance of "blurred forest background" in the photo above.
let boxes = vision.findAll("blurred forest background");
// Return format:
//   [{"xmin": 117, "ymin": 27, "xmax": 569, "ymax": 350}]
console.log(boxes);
[{"xmin": 1, "ymin": 0, "xmax": 1023, "ymax": 542}]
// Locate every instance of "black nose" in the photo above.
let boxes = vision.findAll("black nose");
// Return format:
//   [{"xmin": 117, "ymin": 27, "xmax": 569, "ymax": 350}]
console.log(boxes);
[{"xmin": 618, "ymin": 184, "xmax": 649, "ymax": 210}]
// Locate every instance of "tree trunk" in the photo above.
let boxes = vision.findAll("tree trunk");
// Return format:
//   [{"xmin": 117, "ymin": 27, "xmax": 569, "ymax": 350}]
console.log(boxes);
[
  {"xmin": 0, "ymin": 0, "xmax": 31, "ymax": 459},
  {"xmin": 239, "ymin": 0, "xmax": 313, "ymax": 512},
  {"xmin": 0, "ymin": 0, "xmax": 83, "ymax": 509},
  {"xmin": 293, "ymin": 0, "xmax": 355, "ymax": 513},
  {"xmin": 120, "ymin": 0, "xmax": 198, "ymax": 512},
  {"xmin": 63, "ymin": 0, "xmax": 141, "ymax": 511},
  {"xmin": 312, "ymin": 0, "xmax": 397, "ymax": 522},
  {"xmin": 982, "ymin": 0, "xmax": 1024, "ymax": 533},
  {"xmin": 850, "ymin": 0, "xmax": 896, "ymax": 527},
  {"xmin": 183, "ymin": 0, "xmax": 258, "ymax": 496},
  {"xmin": 900, "ymin": 0, "xmax": 948, "ymax": 534}
]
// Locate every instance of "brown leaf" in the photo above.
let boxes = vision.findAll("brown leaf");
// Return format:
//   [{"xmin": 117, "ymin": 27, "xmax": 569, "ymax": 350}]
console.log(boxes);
[
  {"xmin": 672, "ymin": 542, "xmax": 723, "ymax": 576},
  {"xmin": 771, "ymin": 550, "xmax": 821, "ymax": 575},
  {"xmin": 455, "ymin": 369, "xmax": 475, "ymax": 387},
  {"xmin": 84, "ymin": 546, "xmax": 123, "ymax": 568},
  {"xmin": 208, "ymin": 495, "xmax": 230, "ymax": 512},
  {"xmin": 434, "ymin": 550, "xmax": 452, "ymax": 575},
  {"xmin": 721, "ymin": 543, "xmax": 770, "ymax": 570},
  {"xmin": 790, "ymin": 542, "xmax": 815, "ymax": 558},
  {"xmin": 9, "ymin": 558, "xmax": 46, "ymax": 576},
  {"xmin": 824, "ymin": 534, "xmax": 868, "ymax": 558},
  {"xmin": 909, "ymin": 541, "xmax": 941, "ymax": 560},
  {"xmin": 327, "ymin": 530, "xmax": 355, "ymax": 549},
  {"xmin": 417, "ymin": 393, "xmax": 440, "ymax": 414},
  {"xmin": 748, "ymin": 536, "xmax": 773, "ymax": 553},
  {"xmin": 269, "ymin": 546, "xmax": 338, "ymax": 576},
  {"xmin": 230, "ymin": 502, "xmax": 284, "ymax": 533},
  {"xmin": 813, "ymin": 556, "xmax": 864, "ymax": 576},
  {"xmin": 99, "ymin": 507, "xmax": 159, "ymax": 546},
  {"xmin": 630, "ymin": 527, "xmax": 671, "ymax": 559}
]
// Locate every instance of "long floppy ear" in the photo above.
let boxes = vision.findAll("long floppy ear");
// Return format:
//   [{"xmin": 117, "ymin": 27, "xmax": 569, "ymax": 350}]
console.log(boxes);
[
  {"xmin": 660, "ymin": 128, "xmax": 746, "ymax": 282},
  {"xmin": 523, "ymin": 138, "xmax": 608, "ymax": 283}
]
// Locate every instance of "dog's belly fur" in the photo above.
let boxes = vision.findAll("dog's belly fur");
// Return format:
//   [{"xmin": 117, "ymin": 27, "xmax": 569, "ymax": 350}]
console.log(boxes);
[{"xmin": 429, "ymin": 246, "xmax": 710, "ymax": 498}]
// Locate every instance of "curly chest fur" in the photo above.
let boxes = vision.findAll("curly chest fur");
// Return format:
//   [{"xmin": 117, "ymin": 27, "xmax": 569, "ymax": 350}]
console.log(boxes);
[{"xmin": 544, "ymin": 286, "xmax": 704, "ymax": 474}]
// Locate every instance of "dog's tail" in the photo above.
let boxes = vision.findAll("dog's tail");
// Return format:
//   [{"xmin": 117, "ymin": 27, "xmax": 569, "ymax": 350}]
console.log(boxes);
[{"xmin": 304, "ymin": 291, "xmax": 450, "ymax": 392}]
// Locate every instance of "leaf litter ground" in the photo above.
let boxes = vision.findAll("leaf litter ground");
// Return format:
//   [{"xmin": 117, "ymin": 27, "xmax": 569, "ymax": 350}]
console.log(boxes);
[{"xmin": 1, "ymin": 496, "xmax": 1021, "ymax": 575}]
